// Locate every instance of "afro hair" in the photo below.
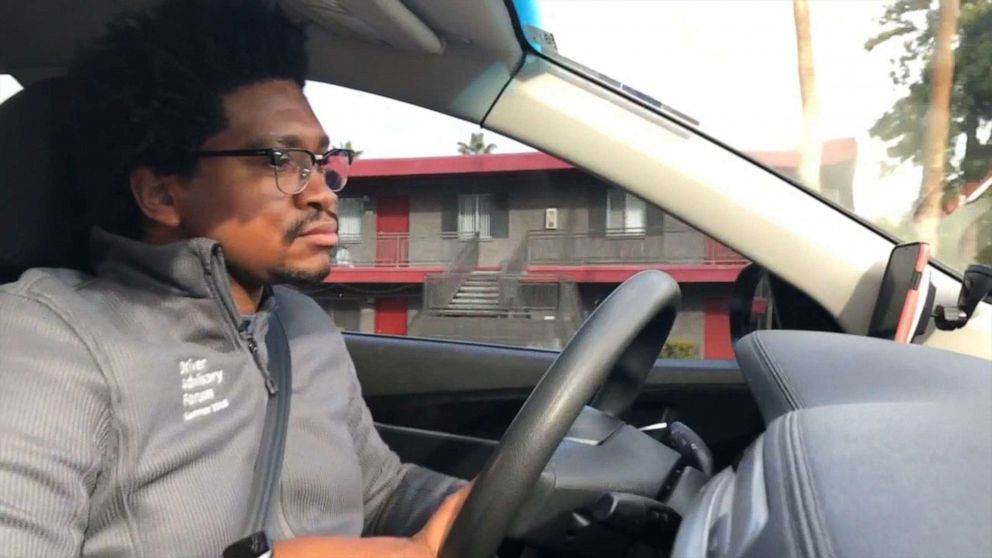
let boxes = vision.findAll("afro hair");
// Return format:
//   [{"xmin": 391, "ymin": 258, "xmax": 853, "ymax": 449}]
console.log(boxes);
[{"xmin": 68, "ymin": 0, "xmax": 308, "ymax": 239}]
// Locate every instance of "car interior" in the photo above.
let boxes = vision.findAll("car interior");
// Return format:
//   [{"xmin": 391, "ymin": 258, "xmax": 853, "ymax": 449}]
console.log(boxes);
[{"xmin": 1, "ymin": 1, "xmax": 991, "ymax": 557}]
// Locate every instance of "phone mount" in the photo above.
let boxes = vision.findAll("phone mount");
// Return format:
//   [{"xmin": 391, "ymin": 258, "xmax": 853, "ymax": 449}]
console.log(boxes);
[{"xmin": 934, "ymin": 264, "xmax": 992, "ymax": 331}]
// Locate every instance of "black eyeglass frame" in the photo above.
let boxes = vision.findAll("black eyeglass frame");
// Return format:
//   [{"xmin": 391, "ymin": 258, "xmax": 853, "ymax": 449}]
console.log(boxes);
[{"xmin": 195, "ymin": 147, "xmax": 357, "ymax": 194}]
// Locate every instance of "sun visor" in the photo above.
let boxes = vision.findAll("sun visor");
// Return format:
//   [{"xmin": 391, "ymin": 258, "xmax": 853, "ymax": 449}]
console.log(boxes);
[{"xmin": 282, "ymin": 0, "xmax": 444, "ymax": 55}]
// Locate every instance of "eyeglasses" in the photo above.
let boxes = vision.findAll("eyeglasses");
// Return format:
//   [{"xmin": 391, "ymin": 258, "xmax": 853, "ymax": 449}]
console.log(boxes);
[{"xmin": 195, "ymin": 147, "xmax": 356, "ymax": 195}]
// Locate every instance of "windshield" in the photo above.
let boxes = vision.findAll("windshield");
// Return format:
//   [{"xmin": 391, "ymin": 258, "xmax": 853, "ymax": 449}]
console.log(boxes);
[{"xmin": 514, "ymin": 0, "xmax": 991, "ymax": 275}]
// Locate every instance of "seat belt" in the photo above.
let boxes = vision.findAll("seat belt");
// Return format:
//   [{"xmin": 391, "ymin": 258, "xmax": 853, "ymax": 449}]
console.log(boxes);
[{"xmin": 245, "ymin": 313, "xmax": 292, "ymax": 533}]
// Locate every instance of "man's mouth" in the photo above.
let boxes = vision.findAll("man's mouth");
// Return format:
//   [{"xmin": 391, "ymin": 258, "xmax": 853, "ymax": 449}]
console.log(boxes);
[{"xmin": 298, "ymin": 220, "xmax": 338, "ymax": 247}]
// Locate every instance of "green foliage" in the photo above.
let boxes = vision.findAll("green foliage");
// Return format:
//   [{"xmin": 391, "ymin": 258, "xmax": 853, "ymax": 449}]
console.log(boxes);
[
  {"xmin": 866, "ymin": 0, "xmax": 992, "ymax": 189},
  {"xmin": 457, "ymin": 132, "xmax": 497, "ymax": 155},
  {"xmin": 977, "ymin": 235, "xmax": 992, "ymax": 264},
  {"xmin": 873, "ymin": 214, "xmax": 916, "ymax": 239},
  {"xmin": 661, "ymin": 339, "xmax": 698, "ymax": 360},
  {"xmin": 337, "ymin": 140, "xmax": 363, "ymax": 158}
]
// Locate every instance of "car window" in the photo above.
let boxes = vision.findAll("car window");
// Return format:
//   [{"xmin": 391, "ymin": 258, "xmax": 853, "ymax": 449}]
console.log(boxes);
[
  {"xmin": 300, "ymin": 82, "xmax": 749, "ymax": 359},
  {"xmin": 514, "ymin": 0, "xmax": 991, "ymax": 275}
]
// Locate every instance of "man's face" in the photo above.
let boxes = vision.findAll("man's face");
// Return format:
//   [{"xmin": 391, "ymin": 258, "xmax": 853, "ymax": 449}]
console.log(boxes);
[{"xmin": 171, "ymin": 79, "xmax": 338, "ymax": 286}]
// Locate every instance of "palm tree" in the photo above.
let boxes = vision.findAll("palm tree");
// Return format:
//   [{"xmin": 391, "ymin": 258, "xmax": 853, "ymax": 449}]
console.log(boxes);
[
  {"xmin": 914, "ymin": 0, "xmax": 960, "ymax": 251},
  {"xmin": 337, "ymin": 140, "xmax": 363, "ymax": 158},
  {"xmin": 457, "ymin": 132, "xmax": 497, "ymax": 155},
  {"xmin": 793, "ymin": 0, "xmax": 821, "ymax": 193}
]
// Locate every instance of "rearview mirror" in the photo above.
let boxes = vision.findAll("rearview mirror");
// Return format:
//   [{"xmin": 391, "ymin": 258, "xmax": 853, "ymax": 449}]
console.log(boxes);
[{"xmin": 935, "ymin": 264, "xmax": 992, "ymax": 330}]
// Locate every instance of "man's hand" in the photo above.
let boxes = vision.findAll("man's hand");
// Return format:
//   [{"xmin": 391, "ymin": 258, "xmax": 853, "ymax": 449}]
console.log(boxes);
[
  {"xmin": 271, "ymin": 482, "xmax": 472, "ymax": 558},
  {"xmin": 412, "ymin": 482, "xmax": 472, "ymax": 556}
]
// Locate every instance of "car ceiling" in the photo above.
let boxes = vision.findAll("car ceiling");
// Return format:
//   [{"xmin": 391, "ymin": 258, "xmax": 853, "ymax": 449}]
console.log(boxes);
[{"xmin": 0, "ymin": 0, "xmax": 523, "ymax": 123}]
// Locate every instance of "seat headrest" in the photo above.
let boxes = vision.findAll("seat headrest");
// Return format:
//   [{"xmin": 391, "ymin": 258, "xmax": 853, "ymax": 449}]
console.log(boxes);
[{"xmin": 0, "ymin": 77, "xmax": 90, "ymax": 284}]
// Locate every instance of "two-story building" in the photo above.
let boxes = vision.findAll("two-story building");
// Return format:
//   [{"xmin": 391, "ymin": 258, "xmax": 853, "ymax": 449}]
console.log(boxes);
[{"xmin": 303, "ymin": 139, "xmax": 856, "ymax": 359}]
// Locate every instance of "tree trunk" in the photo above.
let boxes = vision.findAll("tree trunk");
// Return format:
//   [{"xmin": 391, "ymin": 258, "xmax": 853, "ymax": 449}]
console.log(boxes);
[
  {"xmin": 793, "ymin": 0, "xmax": 821, "ymax": 193},
  {"xmin": 914, "ymin": 0, "xmax": 960, "ymax": 250}
]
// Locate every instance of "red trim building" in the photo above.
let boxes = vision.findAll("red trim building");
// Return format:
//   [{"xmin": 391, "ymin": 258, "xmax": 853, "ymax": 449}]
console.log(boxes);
[{"xmin": 310, "ymin": 140, "xmax": 857, "ymax": 359}]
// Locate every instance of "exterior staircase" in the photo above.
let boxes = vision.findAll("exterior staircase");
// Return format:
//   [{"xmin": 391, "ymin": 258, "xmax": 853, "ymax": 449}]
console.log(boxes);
[
  {"xmin": 435, "ymin": 271, "xmax": 502, "ymax": 317},
  {"xmin": 413, "ymin": 269, "xmax": 585, "ymax": 348}
]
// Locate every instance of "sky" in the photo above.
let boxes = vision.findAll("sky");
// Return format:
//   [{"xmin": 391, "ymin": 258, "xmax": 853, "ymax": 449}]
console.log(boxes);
[
  {"xmin": 525, "ymin": 0, "xmax": 925, "ymax": 221},
  {"xmin": 0, "ymin": 0, "xmax": 928, "ymax": 221}
]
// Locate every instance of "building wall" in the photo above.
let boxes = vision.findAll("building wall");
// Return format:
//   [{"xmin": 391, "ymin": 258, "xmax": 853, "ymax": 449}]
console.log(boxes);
[
  {"xmin": 409, "ymin": 187, "xmax": 448, "ymax": 264},
  {"xmin": 575, "ymin": 282, "xmax": 721, "ymax": 358},
  {"xmin": 336, "ymin": 195, "xmax": 377, "ymax": 264},
  {"xmin": 324, "ymin": 166, "xmax": 740, "ymax": 355},
  {"xmin": 346, "ymin": 170, "xmax": 712, "ymax": 269},
  {"xmin": 306, "ymin": 279, "xmax": 735, "ymax": 358}
]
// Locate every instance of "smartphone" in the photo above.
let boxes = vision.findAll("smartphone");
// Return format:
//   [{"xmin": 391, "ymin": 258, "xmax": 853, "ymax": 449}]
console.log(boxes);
[{"xmin": 868, "ymin": 242, "xmax": 934, "ymax": 343}]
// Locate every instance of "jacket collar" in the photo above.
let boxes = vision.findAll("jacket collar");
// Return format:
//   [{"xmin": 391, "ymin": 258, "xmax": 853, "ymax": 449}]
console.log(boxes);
[
  {"xmin": 90, "ymin": 227, "xmax": 224, "ymax": 299},
  {"xmin": 90, "ymin": 227, "xmax": 277, "ymax": 317},
  {"xmin": 89, "ymin": 228, "xmax": 279, "ymax": 352}
]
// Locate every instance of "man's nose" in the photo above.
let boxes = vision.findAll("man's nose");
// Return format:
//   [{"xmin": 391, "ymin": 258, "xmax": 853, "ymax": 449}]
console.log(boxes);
[{"xmin": 294, "ymin": 170, "xmax": 336, "ymax": 212}]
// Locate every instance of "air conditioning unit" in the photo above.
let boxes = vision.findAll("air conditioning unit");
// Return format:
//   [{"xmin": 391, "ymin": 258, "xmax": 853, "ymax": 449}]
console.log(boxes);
[{"xmin": 545, "ymin": 208, "xmax": 558, "ymax": 230}]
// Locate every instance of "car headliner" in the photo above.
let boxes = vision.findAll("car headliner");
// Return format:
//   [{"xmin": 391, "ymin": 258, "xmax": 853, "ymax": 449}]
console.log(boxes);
[{"xmin": 0, "ymin": 0, "xmax": 522, "ymax": 123}]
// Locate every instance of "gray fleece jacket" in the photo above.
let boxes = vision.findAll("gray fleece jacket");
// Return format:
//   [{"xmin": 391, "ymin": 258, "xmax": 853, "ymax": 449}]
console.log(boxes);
[{"xmin": 0, "ymin": 229, "xmax": 462, "ymax": 557}]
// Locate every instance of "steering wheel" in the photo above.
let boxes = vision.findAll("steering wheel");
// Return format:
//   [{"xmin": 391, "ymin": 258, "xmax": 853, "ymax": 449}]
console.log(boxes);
[{"xmin": 441, "ymin": 270, "xmax": 681, "ymax": 558}]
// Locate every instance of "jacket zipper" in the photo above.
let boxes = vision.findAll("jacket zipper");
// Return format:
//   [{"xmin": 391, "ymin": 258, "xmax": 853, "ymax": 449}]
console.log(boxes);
[
  {"xmin": 204, "ymin": 244, "xmax": 278, "ymax": 396},
  {"xmin": 244, "ymin": 329, "xmax": 278, "ymax": 396}
]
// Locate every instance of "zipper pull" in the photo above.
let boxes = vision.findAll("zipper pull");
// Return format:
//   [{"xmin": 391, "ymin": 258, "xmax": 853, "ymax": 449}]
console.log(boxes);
[
  {"xmin": 262, "ymin": 375, "xmax": 278, "ymax": 396},
  {"xmin": 245, "ymin": 334, "xmax": 278, "ymax": 396}
]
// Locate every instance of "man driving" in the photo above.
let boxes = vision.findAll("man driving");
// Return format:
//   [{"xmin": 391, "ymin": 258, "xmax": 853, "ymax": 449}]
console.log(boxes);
[{"xmin": 0, "ymin": 0, "xmax": 469, "ymax": 556}]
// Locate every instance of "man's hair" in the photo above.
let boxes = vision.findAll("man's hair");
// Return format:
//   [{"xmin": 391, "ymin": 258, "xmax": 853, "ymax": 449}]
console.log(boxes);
[{"xmin": 69, "ymin": 0, "xmax": 308, "ymax": 239}]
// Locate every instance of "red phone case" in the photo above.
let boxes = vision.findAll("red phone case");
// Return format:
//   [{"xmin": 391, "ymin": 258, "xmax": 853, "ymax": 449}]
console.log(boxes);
[{"xmin": 893, "ymin": 243, "xmax": 930, "ymax": 343}]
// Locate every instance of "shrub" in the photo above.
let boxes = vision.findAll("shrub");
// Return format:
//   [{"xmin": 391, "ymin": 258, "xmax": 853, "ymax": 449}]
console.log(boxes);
[{"xmin": 661, "ymin": 339, "xmax": 698, "ymax": 359}]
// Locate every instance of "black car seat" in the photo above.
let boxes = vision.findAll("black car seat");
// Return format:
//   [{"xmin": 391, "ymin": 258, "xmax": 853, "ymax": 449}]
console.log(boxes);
[{"xmin": 0, "ymin": 77, "xmax": 90, "ymax": 284}]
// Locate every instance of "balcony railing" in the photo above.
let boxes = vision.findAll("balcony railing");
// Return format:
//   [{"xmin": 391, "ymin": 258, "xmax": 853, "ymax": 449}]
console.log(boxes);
[
  {"xmin": 337, "ymin": 229, "xmax": 747, "ymax": 269},
  {"xmin": 526, "ymin": 228, "xmax": 747, "ymax": 265},
  {"xmin": 335, "ymin": 232, "xmax": 471, "ymax": 268}
]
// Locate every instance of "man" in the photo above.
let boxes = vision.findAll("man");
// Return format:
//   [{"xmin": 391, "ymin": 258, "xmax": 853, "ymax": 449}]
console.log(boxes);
[{"xmin": 0, "ymin": 0, "xmax": 469, "ymax": 556}]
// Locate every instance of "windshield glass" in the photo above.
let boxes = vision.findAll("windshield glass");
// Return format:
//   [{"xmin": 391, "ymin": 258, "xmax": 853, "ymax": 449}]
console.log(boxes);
[{"xmin": 514, "ymin": 0, "xmax": 991, "ymax": 274}]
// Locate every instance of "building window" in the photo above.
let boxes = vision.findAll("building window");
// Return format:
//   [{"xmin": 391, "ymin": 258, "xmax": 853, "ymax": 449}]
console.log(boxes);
[
  {"xmin": 606, "ymin": 189, "xmax": 646, "ymax": 235},
  {"xmin": 338, "ymin": 197, "xmax": 363, "ymax": 242},
  {"xmin": 457, "ymin": 193, "xmax": 492, "ymax": 239}
]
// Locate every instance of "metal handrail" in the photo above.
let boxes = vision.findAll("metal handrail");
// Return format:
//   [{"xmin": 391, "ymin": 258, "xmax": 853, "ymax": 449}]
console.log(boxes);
[
  {"xmin": 423, "ymin": 233, "xmax": 480, "ymax": 310},
  {"xmin": 341, "ymin": 232, "xmax": 469, "ymax": 267},
  {"xmin": 345, "ymin": 230, "xmax": 746, "ymax": 267},
  {"xmin": 525, "ymin": 228, "xmax": 747, "ymax": 265},
  {"xmin": 424, "ymin": 271, "xmax": 564, "ymax": 315}
]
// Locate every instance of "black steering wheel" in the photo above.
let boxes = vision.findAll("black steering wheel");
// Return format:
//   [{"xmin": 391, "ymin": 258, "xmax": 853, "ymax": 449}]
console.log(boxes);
[{"xmin": 441, "ymin": 270, "xmax": 681, "ymax": 558}]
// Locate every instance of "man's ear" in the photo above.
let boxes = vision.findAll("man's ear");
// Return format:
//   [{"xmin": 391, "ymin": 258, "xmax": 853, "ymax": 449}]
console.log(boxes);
[{"xmin": 129, "ymin": 167, "xmax": 182, "ymax": 228}]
